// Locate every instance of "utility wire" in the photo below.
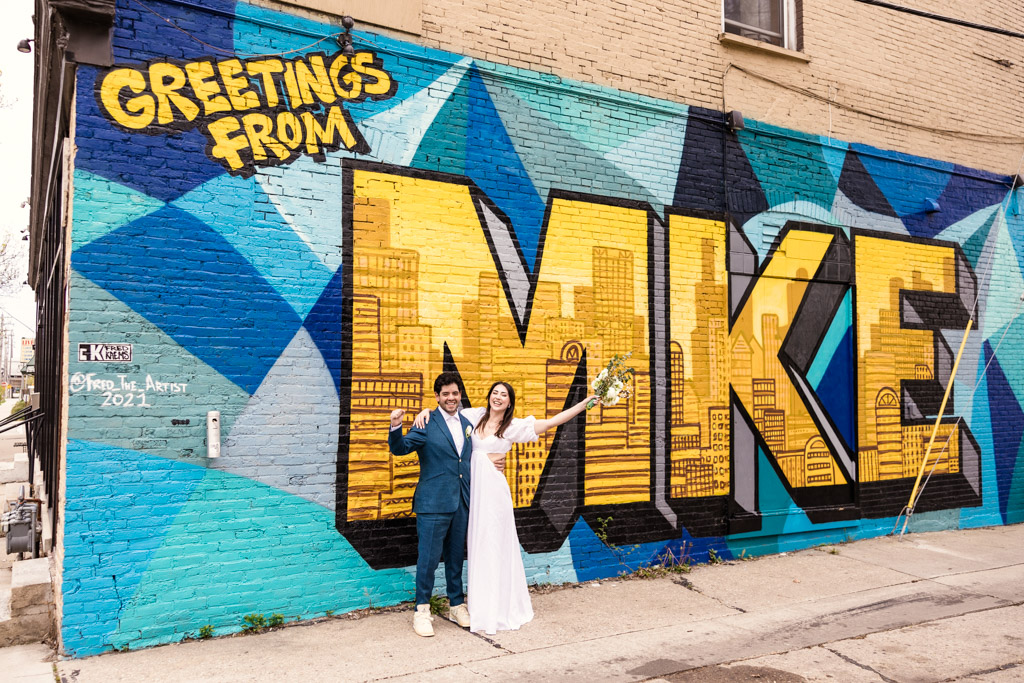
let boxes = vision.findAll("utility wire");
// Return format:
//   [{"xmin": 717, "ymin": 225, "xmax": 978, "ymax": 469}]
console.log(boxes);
[
  {"xmin": 128, "ymin": 0, "xmax": 347, "ymax": 58},
  {"xmin": 853, "ymin": 0, "xmax": 1024, "ymax": 40},
  {"xmin": 727, "ymin": 64, "xmax": 1024, "ymax": 144},
  {"xmin": 0, "ymin": 306, "xmax": 35, "ymax": 334}
]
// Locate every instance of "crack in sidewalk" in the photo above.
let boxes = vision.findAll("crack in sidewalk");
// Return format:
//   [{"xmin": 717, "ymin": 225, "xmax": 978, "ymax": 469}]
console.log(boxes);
[
  {"xmin": 823, "ymin": 646, "xmax": 899, "ymax": 683},
  {"xmin": 938, "ymin": 659, "xmax": 1024, "ymax": 682}
]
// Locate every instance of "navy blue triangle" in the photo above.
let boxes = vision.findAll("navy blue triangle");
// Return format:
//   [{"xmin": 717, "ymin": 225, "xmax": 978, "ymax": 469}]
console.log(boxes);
[
  {"xmin": 303, "ymin": 266, "xmax": 345, "ymax": 396},
  {"xmin": 673, "ymin": 107, "xmax": 766, "ymax": 223},
  {"xmin": 837, "ymin": 151, "xmax": 897, "ymax": 217},
  {"xmin": 903, "ymin": 165, "xmax": 1009, "ymax": 239},
  {"xmin": 984, "ymin": 340, "xmax": 1023, "ymax": 522},
  {"xmin": 815, "ymin": 327, "xmax": 856, "ymax": 450},
  {"xmin": 464, "ymin": 66, "xmax": 546, "ymax": 271},
  {"xmin": 72, "ymin": 206, "xmax": 302, "ymax": 395},
  {"xmin": 112, "ymin": 0, "xmax": 237, "ymax": 63},
  {"xmin": 76, "ymin": 66, "xmax": 230, "ymax": 203},
  {"xmin": 76, "ymin": 0, "xmax": 239, "ymax": 202}
]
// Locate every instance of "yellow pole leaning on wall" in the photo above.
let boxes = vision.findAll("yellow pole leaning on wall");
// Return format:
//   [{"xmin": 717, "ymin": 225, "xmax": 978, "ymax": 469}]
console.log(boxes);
[{"xmin": 900, "ymin": 319, "xmax": 973, "ymax": 537}]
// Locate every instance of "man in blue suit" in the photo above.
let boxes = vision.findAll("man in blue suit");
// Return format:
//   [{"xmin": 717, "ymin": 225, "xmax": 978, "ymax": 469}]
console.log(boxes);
[{"xmin": 389, "ymin": 371, "xmax": 473, "ymax": 637}]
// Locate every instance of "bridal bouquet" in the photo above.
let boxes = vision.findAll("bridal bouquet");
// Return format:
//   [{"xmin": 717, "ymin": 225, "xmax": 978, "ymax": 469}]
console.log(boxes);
[{"xmin": 587, "ymin": 352, "xmax": 635, "ymax": 410}]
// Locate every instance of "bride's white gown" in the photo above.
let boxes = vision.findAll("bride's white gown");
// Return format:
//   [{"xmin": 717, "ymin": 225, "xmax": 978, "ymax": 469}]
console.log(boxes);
[{"xmin": 461, "ymin": 406, "xmax": 535, "ymax": 635}]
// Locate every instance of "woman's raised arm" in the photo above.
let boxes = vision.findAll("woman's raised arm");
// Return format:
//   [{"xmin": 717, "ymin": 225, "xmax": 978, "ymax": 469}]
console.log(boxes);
[{"xmin": 533, "ymin": 395, "xmax": 599, "ymax": 435}]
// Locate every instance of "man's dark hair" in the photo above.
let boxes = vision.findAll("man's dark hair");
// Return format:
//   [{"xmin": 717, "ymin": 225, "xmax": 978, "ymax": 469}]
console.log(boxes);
[{"xmin": 433, "ymin": 371, "xmax": 464, "ymax": 394}]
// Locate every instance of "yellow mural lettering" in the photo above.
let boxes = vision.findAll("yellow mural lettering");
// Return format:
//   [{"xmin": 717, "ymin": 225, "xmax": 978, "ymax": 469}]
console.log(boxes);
[
  {"xmin": 346, "ymin": 168, "xmax": 653, "ymax": 521},
  {"xmin": 241, "ymin": 113, "xmax": 289, "ymax": 162},
  {"xmin": 301, "ymin": 107, "xmax": 359, "ymax": 155},
  {"xmin": 856, "ymin": 235, "xmax": 960, "ymax": 482},
  {"xmin": 96, "ymin": 50, "xmax": 394, "ymax": 176},
  {"xmin": 350, "ymin": 52, "xmax": 392, "ymax": 97},
  {"xmin": 217, "ymin": 59, "xmax": 261, "ymax": 112},
  {"xmin": 148, "ymin": 62, "xmax": 200, "ymax": 124},
  {"xmin": 281, "ymin": 61, "xmax": 303, "ymax": 109},
  {"xmin": 276, "ymin": 111, "xmax": 304, "ymax": 149},
  {"xmin": 207, "ymin": 116, "xmax": 250, "ymax": 171},
  {"xmin": 295, "ymin": 55, "xmax": 337, "ymax": 106},
  {"xmin": 667, "ymin": 214, "xmax": 731, "ymax": 497},
  {"xmin": 99, "ymin": 68, "xmax": 155, "ymax": 130},
  {"xmin": 244, "ymin": 59, "xmax": 284, "ymax": 109},
  {"xmin": 185, "ymin": 61, "xmax": 231, "ymax": 116},
  {"xmin": 730, "ymin": 229, "xmax": 848, "ymax": 488}
]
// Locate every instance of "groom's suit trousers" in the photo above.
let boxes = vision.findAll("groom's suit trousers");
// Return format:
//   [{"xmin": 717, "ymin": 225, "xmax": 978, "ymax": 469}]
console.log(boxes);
[{"xmin": 415, "ymin": 505, "xmax": 469, "ymax": 606}]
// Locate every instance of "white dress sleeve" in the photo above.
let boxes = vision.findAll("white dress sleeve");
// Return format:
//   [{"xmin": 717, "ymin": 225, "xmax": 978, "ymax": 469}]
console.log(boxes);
[
  {"xmin": 459, "ymin": 406, "xmax": 487, "ymax": 427},
  {"xmin": 504, "ymin": 416, "xmax": 539, "ymax": 443}
]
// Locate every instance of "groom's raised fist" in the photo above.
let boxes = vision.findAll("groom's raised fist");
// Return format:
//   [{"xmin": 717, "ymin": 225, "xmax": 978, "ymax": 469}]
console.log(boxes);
[{"xmin": 390, "ymin": 408, "xmax": 405, "ymax": 428}]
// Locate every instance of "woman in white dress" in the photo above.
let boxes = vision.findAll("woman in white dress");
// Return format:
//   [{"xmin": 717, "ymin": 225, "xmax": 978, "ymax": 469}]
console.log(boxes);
[{"xmin": 414, "ymin": 381, "xmax": 596, "ymax": 634}]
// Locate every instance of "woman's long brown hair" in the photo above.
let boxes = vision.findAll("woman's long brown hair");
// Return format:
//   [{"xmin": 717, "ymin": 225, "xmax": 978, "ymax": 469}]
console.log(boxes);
[{"xmin": 477, "ymin": 381, "xmax": 516, "ymax": 438}]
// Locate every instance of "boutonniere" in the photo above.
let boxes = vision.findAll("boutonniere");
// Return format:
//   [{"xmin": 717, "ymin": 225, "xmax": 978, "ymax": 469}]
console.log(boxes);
[{"xmin": 465, "ymin": 425, "xmax": 472, "ymax": 438}]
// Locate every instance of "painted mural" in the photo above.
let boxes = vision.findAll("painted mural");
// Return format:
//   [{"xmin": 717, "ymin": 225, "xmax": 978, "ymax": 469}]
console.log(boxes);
[{"xmin": 63, "ymin": 0, "xmax": 1024, "ymax": 656}]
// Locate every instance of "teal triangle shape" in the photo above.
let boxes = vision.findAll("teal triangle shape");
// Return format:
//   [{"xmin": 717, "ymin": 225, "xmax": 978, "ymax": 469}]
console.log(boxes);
[
  {"xmin": 960, "ymin": 355, "xmax": 1004, "ymax": 529},
  {"xmin": 482, "ymin": 78, "xmax": 659, "ymax": 209},
  {"xmin": 807, "ymin": 289, "xmax": 852, "ymax": 389},
  {"xmin": 759, "ymin": 446, "xmax": 800, "ymax": 520},
  {"xmin": 728, "ymin": 446, "xmax": 806, "ymax": 544},
  {"xmin": 936, "ymin": 204, "xmax": 1000, "ymax": 246},
  {"xmin": 113, "ymin": 468, "xmax": 415, "ymax": 650},
  {"xmin": 742, "ymin": 122, "xmax": 838, "ymax": 211},
  {"xmin": 72, "ymin": 169, "xmax": 166, "ymax": 247},
  {"xmin": 963, "ymin": 211, "xmax": 998, "ymax": 269},
  {"xmin": 482, "ymin": 61, "xmax": 687, "ymax": 156},
  {"xmin": 68, "ymin": 271, "xmax": 251, "ymax": 457},
  {"xmin": 820, "ymin": 138, "xmax": 849, "ymax": 184},
  {"xmin": 255, "ymin": 156, "xmax": 344, "ymax": 272},
  {"xmin": 604, "ymin": 115, "xmax": 688, "ymax": 207},
  {"xmin": 411, "ymin": 70, "xmax": 470, "ymax": 174},
  {"xmin": 60, "ymin": 440, "xmax": 206, "ymax": 656},
  {"xmin": 978, "ymin": 215, "xmax": 1024, "ymax": 340}
]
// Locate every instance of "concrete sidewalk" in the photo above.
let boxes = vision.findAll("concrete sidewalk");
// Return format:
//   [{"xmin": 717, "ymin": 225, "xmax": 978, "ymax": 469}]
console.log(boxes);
[{"xmin": 13, "ymin": 523, "xmax": 1024, "ymax": 682}]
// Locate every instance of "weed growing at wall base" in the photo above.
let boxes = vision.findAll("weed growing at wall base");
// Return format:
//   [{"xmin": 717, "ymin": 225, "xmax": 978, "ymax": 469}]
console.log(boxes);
[{"xmin": 242, "ymin": 614, "xmax": 267, "ymax": 633}]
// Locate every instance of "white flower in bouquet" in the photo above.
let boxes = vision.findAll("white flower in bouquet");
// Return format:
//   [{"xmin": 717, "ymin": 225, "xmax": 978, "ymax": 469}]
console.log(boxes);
[{"xmin": 587, "ymin": 353, "xmax": 635, "ymax": 410}]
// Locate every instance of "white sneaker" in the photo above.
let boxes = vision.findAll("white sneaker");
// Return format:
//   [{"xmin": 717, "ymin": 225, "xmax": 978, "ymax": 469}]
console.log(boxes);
[
  {"xmin": 448, "ymin": 603, "xmax": 470, "ymax": 628},
  {"xmin": 413, "ymin": 604, "xmax": 434, "ymax": 637}
]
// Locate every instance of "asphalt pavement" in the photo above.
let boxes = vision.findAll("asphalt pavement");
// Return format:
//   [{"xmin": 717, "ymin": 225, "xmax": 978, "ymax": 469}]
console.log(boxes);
[{"xmin": 4, "ymin": 521, "xmax": 1016, "ymax": 682}]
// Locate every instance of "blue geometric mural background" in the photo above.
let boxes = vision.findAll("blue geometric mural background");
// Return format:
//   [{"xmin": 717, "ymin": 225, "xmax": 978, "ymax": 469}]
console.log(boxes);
[{"xmin": 62, "ymin": 0, "xmax": 1024, "ymax": 656}]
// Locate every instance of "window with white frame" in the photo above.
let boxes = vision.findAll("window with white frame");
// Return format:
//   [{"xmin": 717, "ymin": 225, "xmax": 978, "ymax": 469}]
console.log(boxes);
[{"xmin": 723, "ymin": 0, "xmax": 799, "ymax": 49}]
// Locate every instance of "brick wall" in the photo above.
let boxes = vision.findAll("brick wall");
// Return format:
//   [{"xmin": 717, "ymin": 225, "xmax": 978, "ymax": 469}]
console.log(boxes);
[
  {"xmin": 58, "ymin": 0, "xmax": 1024, "ymax": 656},
  {"xmin": 414, "ymin": 0, "xmax": 1024, "ymax": 175}
]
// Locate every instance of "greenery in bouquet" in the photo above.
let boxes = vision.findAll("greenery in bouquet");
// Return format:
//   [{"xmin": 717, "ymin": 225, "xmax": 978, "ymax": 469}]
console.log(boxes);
[{"xmin": 587, "ymin": 352, "xmax": 635, "ymax": 410}]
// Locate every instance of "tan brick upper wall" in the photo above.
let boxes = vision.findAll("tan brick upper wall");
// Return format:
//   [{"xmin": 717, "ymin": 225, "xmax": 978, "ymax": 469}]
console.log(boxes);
[
  {"xmin": 414, "ymin": 0, "xmax": 1024, "ymax": 175},
  {"xmin": 255, "ymin": 0, "xmax": 1024, "ymax": 174}
]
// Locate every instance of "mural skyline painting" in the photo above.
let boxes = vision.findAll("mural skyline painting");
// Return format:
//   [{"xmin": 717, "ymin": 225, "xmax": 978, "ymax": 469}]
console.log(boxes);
[{"xmin": 61, "ymin": 0, "xmax": 1024, "ymax": 655}]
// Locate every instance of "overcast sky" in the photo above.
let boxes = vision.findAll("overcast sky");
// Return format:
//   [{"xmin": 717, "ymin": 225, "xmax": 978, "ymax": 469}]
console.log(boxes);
[{"xmin": 0, "ymin": 0, "xmax": 45, "ymax": 355}]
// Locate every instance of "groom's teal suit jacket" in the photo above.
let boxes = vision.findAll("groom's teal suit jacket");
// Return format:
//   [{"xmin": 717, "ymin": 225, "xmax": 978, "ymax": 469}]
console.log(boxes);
[{"xmin": 389, "ymin": 407, "xmax": 473, "ymax": 514}]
